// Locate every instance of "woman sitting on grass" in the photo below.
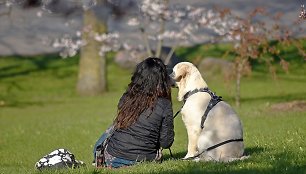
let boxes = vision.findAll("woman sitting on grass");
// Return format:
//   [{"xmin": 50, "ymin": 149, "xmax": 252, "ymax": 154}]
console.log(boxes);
[{"xmin": 93, "ymin": 57, "xmax": 174, "ymax": 168}]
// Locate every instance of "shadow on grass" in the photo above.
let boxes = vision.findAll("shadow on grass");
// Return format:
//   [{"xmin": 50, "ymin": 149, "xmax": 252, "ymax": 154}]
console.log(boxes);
[
  {"xmin": 240, "ymin": 92, "xmax": 306, "ymax": 103},
  {"xmin": 177, "ymin": 44, "xmax": 203, "ymax": 60},
  {"xmin": 163, "ymin": 146, "xmax": 265, "ymax": 161},
  {"xmin": 163, "ymin": 150, "xmax": 186, "ymax": 160},
  {"xmin": 0, "ymin": 54, "xmax": 78, "ymax": 79},
  {"xmin": 220, "ymin": 92, "xmax": 306, "ymax": 104},
  {"xmin": 244, "ymin": 146, "xmax": 264, "ymax": 156},
  {"xmin": 0, "ymin": 100, "xmax": 66, "ymax": 108},
  {"xmin": 176, "ymin": 43, "xmax": 234, "ymax": 62},
  {"xmin": 158, "ymin": 150, "xmax": 306, "ymax": 174}
]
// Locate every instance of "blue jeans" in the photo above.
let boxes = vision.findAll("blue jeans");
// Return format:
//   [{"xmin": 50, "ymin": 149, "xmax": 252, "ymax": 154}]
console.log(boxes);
[{"xmin": 104, "ymin": 146, "xmax": 136, "ymax": 168}]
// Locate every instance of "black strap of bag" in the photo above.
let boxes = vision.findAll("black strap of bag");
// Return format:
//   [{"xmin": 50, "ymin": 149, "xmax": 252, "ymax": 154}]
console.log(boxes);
[{"xmin": 95, "ymin": 125, "xmax": 115, "ymax": 168}]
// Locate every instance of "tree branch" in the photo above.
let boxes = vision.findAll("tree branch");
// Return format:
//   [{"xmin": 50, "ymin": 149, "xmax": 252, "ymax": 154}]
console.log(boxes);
[
  {"xmin": 140, "ymin": 26, "xmax": 153, "ymax": 57},
  {"xmin": 164, "ymin": 45, "xmax": 176, "ymax": 65},
  {"xmin": 0, "ymin": 5, "xmax": 12, "ymax": 17},
  {"xmin": 155, "ymin": 0, "xmax": 169, "ymax": 58}
]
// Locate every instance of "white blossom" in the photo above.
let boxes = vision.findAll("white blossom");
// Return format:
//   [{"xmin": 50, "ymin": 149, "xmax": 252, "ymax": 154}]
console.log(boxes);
[
  {"xmin": 188, "ymin": 7, "xmax": 204, "ymax": 18},
  {"xmin": 4, "ymin": 0, "xmax": 26, "ymax": 7},
  {"xmin": 157, "ymin": 30, "xmax": 187, "ymax": 40},
  {"xmin": 123, "ymin": 43, "xmax": 132, "ymax": 50},
  {"xmin": 94, "ymin": 32, "xmax": 120, "ymax": 57},
  {"xmin": 199, "ymin": 16, "xmax": 208, "ymax": 25},
  {"xmin": 76, "ymin": 31, "xmax": 82, "ymax": 37},
  {"xmin": 182, "ymin": 24, "xmax": 195, "ymax": 36},
  {"xmin": 127, "ymin": 18, "xmax": 140, "ymax": 26},
  {"xmin": 140, "ymin": 0, "xmax": 168, "ymax": 21},
  {"xmin": 36, "ymin": 11, "xmax": 43, "ymax": 17},
  {"xmin": 207, "ymin": 9, "xmax": 215, "ymax": 19},
  {"xmin": 38, "ymin": 0, "xmax": 252, "ymax": 60},
  {"xmin": 148, "ymin": 35, "xmax": 157, "ymax": 41},
  {"xmin": 82, "ymin": 0, "xmax": 97, "ymax": 11},
  {"xmin": 52, "ymin": 35, "xmax": 86, "ymax": 58},
  {"xmin": 5, "ymin": 0, "xmax": 13, "ymax": 7},
  {"xmin": 83, "ymin": 25, "xmax": 93, "ymax": 33}
]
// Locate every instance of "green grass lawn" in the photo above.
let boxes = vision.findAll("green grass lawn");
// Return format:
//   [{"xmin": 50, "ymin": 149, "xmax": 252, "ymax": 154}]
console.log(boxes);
[{"xmin": 0, "ymin": 49, "xmax": 306, "ymax": 174}]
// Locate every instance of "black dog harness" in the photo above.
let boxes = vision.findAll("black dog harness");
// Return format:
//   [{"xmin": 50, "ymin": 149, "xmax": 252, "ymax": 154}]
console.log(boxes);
[
  {"xmin": 173, "ymin": 87, "xmax": 243, "ymax": 154},
  {"xmin": 174, "ymin": 87, "xmax": 222, "ymax": 129}
]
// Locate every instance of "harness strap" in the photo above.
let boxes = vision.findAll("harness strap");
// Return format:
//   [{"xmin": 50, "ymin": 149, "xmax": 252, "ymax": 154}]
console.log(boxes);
[
  {"xmin": 173, "ymin": 88, "xmax": 205, "ymax": 119},
  {"xmin": 200, "ymin": 91, "xmax": 222, "ymax": 129},
  {"xmin": 182, "ymin": 88, "xmax": 222, "ymax": 129}
]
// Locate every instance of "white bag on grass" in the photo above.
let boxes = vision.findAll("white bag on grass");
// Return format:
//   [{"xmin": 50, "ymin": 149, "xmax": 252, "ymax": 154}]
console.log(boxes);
[{"xmin": 35, "ymin": 148, "xmax": 85, "ymax": 170}]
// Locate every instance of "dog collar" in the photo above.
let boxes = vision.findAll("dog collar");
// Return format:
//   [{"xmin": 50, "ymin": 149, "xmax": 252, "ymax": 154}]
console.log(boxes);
[
  {"xmin": 183, "ymin": 88, "xmax": 221, "ymax": 103},
  {"xmin": 183, "ymin": 88, "xmax": 210, "ymax": 103}
]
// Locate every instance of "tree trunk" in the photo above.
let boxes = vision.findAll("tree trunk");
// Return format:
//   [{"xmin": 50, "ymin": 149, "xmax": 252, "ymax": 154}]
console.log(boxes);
[
  {"xmin": 235, "ymin": 61, "xmax": 242, "ymax": 107},
  {"xmin": 76, "ymin": 9, "xmax": 107, "ymax": 96},
  {"xmin": 155, "ymin": 0, "xmax": 168, "ymax": 59},
  {"xmin": 235, "ymin": 58, "xmax": 247, "ymax": 107}
]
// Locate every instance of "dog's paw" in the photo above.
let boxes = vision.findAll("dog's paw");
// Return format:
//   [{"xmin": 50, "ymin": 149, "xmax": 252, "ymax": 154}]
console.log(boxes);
[
  {"xmin": 191, "ymin": 157, "xmax": 201, "ymax": 162},
  {"xmin": 182, "ymin": 153, "xmax": 197, "ymax": 160},
  {"xmin": 182, "ymin": 156, "xmax": 201, "ymax": 161},
  {"xmin": 240, "ymin": 155, "xmax": 250, "ymax": 160},
  {"xmin": 181, "ymin": 156, "xmax": 189, "ymax": 160},
  {"xmin": 181, "ymin": 157, "xmax": 192, "ymax": 160}
]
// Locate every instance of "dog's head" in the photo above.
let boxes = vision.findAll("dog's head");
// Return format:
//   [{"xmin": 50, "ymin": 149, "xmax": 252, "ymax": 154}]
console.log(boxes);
[
  {"xmin": 170, "ymin": 62, "xmax": 192, "ymax": 88},
  {"xmin": 170, "ymin": 62, "xmax": 207, "ymax": 101}
]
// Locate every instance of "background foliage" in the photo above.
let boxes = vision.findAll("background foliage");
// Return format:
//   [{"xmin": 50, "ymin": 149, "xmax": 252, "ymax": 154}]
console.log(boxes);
[{"xmin": 0, "ymin": 43, "xmax": 305, "ymax": 173}]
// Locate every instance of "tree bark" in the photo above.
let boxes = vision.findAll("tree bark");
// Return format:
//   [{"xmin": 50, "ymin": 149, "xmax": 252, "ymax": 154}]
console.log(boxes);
[
  {"xmin": 76, "ymin": 9, "xmax": 107, "ymax": 96},
  {"xmin": 235, "ymin": 58, "xmax": 247, "ymax": 107},
  {"xmin": 235, "ymin": 61, "xmax": 242, "ymax": 107},
  {"xmin": 155, "ymin": 0, "xmax": 168, "ymax": 58}
]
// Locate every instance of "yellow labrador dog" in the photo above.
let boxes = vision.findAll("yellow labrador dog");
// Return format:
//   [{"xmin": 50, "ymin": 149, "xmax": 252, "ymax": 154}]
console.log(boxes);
[{"xmin": 170, "ymin": 62, "xmax": 246, "ymax": 162}]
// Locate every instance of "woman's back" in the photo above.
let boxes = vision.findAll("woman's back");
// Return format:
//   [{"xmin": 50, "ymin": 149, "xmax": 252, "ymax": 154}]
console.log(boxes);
[{"xmin": 94, "ymin": 58, "xmax": 174, "ymax": 168}]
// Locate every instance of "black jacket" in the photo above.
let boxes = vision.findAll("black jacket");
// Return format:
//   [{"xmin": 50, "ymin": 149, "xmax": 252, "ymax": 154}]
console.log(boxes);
[{"xmin": 106, "ymin": 97, "xmax": 174, "ymax": 161}]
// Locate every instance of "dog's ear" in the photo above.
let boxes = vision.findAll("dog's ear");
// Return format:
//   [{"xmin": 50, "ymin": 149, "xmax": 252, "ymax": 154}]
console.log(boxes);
[
  {"xmin": 175, "ymin": 74, "xmax": 183, "ymax": 82},
  {"xmin": 175, "ymin": 64, "xmax": 190, "ymax": 101},
  {"xmin": 175, "ymin": 64, "xmax": 189, "ymax": 82}
]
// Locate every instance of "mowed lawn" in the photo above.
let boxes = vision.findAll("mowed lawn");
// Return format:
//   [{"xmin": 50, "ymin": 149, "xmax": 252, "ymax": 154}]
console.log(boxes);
[{"xmin": 0, "ymin": 51, "xmax": 306, "ymax": 174}]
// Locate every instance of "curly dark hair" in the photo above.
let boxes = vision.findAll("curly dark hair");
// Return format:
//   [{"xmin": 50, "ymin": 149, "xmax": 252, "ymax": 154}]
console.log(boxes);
[{"xmin": 114, "ymin": 57, "xmax": 172, "ymax": 129}]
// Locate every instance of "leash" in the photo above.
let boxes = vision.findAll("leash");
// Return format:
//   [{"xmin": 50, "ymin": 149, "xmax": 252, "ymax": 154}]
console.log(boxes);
[
  {"xmin": 183, "ymin": 138, "xmax": 244, "ymax": 160},
  {"xmin": 173, "ymin": 106, "xmax": 183, "ymax": 118},
  {"xmin": 168, "ymin": 103, "xmax": 185, "ymax": 158}
]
